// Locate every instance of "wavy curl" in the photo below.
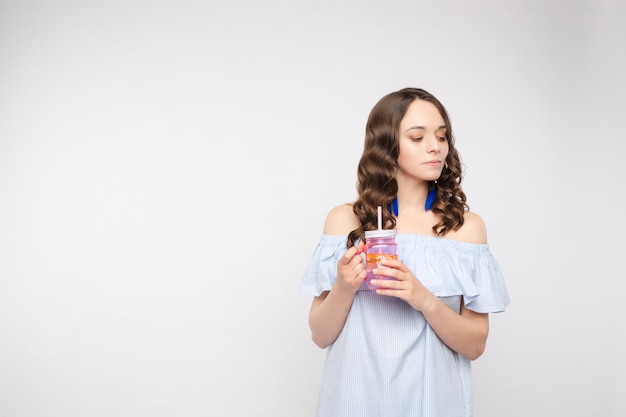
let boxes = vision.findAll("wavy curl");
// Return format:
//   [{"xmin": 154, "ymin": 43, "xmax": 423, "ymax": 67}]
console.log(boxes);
[{"xmin": 347, "ymin": 88, "xmax": 468, "ymax": 248}]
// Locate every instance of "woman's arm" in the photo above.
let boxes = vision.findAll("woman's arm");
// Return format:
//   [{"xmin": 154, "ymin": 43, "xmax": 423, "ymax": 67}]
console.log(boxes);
[
  {"xmin": 308, "ymin": 205, "xmax": 365, "ymax": 348},
  {"xmin": 308, "ymin": 276, "xmax": 358, "ymax": 349},
  {"xmin": 372, "ymin": 211, "xmax": 491, "ymax": 360},
  {"xmin": 418, "ymin": 296, "xmax": 489, "ymax": 360},
  {"xmin": 371, "ymin": 264, "xmax": 489, "ymax": 360}
]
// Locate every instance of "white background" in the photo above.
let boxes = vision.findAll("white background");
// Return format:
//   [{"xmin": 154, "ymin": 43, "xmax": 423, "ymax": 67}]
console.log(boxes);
[{"xmin": 1, "ymin": 1, "xmax": 625, "ymax": 416}]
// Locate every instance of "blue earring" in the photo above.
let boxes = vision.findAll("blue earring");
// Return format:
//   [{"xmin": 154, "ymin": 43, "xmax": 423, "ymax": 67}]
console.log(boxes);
[
  {"xmin": 389, "ymin": 196, "xmax": 399, "ymax": 217},
  {"xmin": 388, "ymin": 183, "xmax": 437, "ymax": 216},
  {"xmin": 425, "ymin": 185, "xmax": 436, "ymax": 210}
]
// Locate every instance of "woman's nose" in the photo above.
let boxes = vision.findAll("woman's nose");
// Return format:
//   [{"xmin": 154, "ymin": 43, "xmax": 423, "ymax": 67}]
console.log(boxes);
[{"xmin": 427, "ymin": 136, "xmax": 440, "ymax": 152}]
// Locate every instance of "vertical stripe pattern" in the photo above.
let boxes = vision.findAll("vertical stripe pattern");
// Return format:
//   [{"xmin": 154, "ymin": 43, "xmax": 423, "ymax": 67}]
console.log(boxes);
[{"xmin": 300, "ymin": 234, "xmax": 509, "ymax": 417}]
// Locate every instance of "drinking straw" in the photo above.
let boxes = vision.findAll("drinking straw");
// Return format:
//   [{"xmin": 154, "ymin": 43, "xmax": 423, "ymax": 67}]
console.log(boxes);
[{"xmin": 377, "ymin": 206, "xmax": 382, "ymax": 230}]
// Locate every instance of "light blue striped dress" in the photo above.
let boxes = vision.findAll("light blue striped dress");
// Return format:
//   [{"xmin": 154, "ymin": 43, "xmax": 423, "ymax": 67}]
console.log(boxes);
[{"xmin": 300, "ymin": 233, "xmax": 510, "ymax": 417}]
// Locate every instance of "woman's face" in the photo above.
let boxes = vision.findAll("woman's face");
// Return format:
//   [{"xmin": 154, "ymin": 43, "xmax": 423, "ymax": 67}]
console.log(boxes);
[{"xmin": 396, "ymin": 99, "xmax": 449, "ymax": 183}]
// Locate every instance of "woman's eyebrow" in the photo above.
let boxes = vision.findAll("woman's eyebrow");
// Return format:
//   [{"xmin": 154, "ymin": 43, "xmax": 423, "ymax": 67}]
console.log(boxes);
[{"xmin": 405, "ymin": 125, "xmax": 447, "ymax": 132}]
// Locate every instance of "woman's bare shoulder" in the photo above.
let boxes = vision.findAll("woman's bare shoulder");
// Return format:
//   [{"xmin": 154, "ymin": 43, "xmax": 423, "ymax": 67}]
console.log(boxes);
[
  {"xmin": 323, "ymin": 204, "xmax": 360, "ymax": 235},
  {"xmin": 445, "ymin": 211, "xmax": 488, "ymax": 244}
]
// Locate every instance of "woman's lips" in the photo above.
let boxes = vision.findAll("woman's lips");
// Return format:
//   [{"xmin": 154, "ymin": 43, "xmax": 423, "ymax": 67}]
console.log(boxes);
[{"xmin": 424, "ymin": 160, "xmax": 442, "ymax": 167}]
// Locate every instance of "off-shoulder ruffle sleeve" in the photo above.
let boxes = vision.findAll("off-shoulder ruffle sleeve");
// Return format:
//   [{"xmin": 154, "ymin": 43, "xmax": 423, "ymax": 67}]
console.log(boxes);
[
  {"xmin": 459, "ymin": 248, "xmax": 509, "ymax": 313},
  {"xmin": 299, "ymin": 233, "xmax": 509, "ymax": 313},
  {"xmin": 399, "ymin": 234, "xmax": 510, "ymax": 313},
  {"xmin": 299, "ymin": 234, "xmax": 348, "ymax": 296}
]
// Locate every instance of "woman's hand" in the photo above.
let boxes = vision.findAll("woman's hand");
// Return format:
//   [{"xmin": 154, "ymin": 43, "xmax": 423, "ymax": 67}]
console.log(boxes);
[
  {"xmin": 371, "ymin": 257, "xmax": 490, "ymax": 360},
  {"xmin": 370, "ymin": 258, "xmax": 436, "ymax": 312},
  {"xmin": 334, "ymin": 241, "xmax": 366, "ymax": 293}
]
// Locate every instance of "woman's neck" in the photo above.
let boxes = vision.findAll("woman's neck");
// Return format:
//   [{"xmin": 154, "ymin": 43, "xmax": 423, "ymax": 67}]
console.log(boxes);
[{"xmin": 395, "ymin": 181, "xmax": 430, "ymax": 215}]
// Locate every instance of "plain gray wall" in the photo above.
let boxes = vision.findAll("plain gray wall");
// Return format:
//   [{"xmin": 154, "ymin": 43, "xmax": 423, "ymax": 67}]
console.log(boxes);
[{"xmin": 1, "ymin": 0, "xmax": 625, "ymax": 416}]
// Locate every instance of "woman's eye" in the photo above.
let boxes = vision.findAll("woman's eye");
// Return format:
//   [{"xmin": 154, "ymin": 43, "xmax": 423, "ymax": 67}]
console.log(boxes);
[
  {"xmin": 411, "ymin": 137, "xmax": 423, "ymax": 142},
  {"xmin": 437, "ymin": 137, "xmax": 446, "ymax": 142}
]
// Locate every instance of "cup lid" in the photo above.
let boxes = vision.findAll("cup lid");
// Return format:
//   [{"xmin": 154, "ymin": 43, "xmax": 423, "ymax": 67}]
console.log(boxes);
[{"xmin": 364, "ymin": 229, "xmax": 396, "ymax": 238}]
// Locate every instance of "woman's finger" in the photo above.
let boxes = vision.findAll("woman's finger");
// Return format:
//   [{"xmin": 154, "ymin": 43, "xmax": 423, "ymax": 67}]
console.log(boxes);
[
  {"xmin": 372, "ymin": 266, "xmax": 400, "ymax": 279},
  {"xmin": 339, "ymin": 246, "xmax": 358, "ymax": 266},
  {"xmin": 378, "ymin": 257, "xmax": 404, "ymax": 270}
]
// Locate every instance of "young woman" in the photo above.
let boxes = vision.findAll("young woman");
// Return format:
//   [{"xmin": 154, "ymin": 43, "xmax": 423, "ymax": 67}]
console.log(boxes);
[{"xmin": 300, "ymin": 88, "xmax": 509, "ymax": 416}]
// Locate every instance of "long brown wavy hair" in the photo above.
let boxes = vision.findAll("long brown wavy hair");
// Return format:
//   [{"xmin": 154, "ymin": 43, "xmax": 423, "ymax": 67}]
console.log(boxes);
[{"xmin": 347, "ymin": 88, "xmax": 468, "ymax": 248}]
